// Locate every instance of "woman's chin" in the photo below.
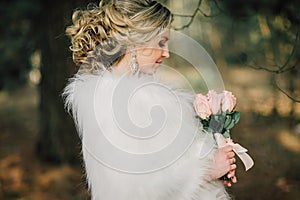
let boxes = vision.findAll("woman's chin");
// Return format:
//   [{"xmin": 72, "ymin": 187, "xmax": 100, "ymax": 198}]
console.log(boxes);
[{"xmin": 153, "ymin": 63, "xmax": 162, "ymax": 71}]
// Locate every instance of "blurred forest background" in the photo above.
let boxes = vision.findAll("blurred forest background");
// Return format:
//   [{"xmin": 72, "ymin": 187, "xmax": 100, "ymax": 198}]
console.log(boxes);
[{"xmin": 0, "ymin": 0, "xmax": 299, "ymax": 199}]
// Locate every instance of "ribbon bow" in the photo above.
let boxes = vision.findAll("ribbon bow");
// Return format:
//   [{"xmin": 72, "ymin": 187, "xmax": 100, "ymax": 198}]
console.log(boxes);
[{"xmin": 214, "ymin": 133, "xmax": 254, "ymax": 171}]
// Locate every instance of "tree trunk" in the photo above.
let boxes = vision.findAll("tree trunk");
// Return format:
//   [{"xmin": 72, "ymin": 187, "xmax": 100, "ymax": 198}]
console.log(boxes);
[{"xmin": 34, "ymin": 0, "xmax": 87, "ymax": 163}]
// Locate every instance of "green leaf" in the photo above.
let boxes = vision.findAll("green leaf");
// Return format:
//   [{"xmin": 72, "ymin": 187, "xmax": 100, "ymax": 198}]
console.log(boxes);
[
  {"xmin": 214, "ymin": 115, "xmax": 219, "ymax": 121},
  {"xmin": 223, "ymin": 130, "xmax": 231, "ymax": 138},
  {"xmin": 226, "ymin": 117, "xmax": 236, "ymax": 130},
  {"xmin": 233, "ymin": 111, "xmax": 241, "ymax": 123},
  {"xmin": 224, "ymin": 115, "xmax": 232, "ymax": 129}
]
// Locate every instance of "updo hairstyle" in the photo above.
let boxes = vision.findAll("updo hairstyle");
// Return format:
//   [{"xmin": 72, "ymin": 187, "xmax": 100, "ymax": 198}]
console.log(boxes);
[{"xmin": 66, "ymin": 0, "xmax": 172, "ymax": 73}]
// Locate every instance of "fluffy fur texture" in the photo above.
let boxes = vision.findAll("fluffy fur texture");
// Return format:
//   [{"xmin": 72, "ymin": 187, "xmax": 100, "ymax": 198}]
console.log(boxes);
[{"xmin": 63, "ymin": 71, "xmax": 231, "ymax": 200}]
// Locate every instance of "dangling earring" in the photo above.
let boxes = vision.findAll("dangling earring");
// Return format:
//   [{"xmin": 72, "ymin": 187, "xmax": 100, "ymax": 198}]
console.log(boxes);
[{"xmin": 130, "ymin": 50, "xmax": 139, "ymax": 75}]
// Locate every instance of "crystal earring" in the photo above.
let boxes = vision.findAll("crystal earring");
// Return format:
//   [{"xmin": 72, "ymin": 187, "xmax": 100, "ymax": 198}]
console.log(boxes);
[{"xmin": 130, "ymin": 50, "xmax": 139, "ymax": 74}]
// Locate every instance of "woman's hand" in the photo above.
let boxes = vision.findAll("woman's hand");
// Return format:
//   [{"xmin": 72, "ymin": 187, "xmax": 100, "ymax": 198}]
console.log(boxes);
[
  {"xmin": 222, "ymin": 169, "xmax": 237, "ymax": 187},
  {"xmin": 209, "ymin": 145, "xmax": 237, "ymax": 187}
]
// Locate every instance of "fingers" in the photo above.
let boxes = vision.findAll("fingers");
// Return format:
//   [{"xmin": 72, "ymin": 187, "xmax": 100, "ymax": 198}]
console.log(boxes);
[
  {"xmin": 230, "ymin": 164, "xmax": 237, "ymax": 171},
  {"xmin": 231, "ymin": 175, "xmax": 237, "ymax": 183},
  {"xmin": 227, "ymin": 151, "xmax": 235, "ymax": 159},
  {"xmin": 223, "ymin": 178, "xmax": 236, "ymax": 187},
  {"xmin": 227, "ymin": 181, "xmax": 232, "ymax": 187},
  {"xmin": 222, "ymin": 170, "xmax": 238, "ymax": 187},
  {"xmin": 222, "ymin": 145, "xmax": 233, "ymax": 152},
  {"xmin": 224, "ymin": 164, "xmax": 236, "ymax": 178},
  {"xmin": 222, "ymin": 180, "xmax": 234, "ymax": 187},
  {"xmin": 220, "ymin": 145, "xmax": 235, "ymax": 159},
  {"xmin": 219, "ymin": 146, "xmax": 238, "ymax": 188},
  {"xmin": 213, "ymin": 147, "xmax": 238, "ymax": 182},
  {"xmin": 222, "ymin": 180, "xmax": 231, "ymax": 187},
  {"xmin": 230, "ymin": 158, "xmax": 236, "ymax": 165},
  {"xmin": 227, "ymin": 169, "xmax": 235, "ymax": 178}
]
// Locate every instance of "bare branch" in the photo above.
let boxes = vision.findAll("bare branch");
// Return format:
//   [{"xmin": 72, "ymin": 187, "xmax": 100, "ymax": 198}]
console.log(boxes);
[
  {"xmin": 173, "ymin": 0, "xmax": 202, "ymax": 17},
  {"xmin": 247, "ymin": 64, "xmax": 282, "ymax": 73},
  {"xmin": 173, "ymin": 10, "xmax": 199, "ymax": 30},
  {"xmin": 172, "ymin": 0, "xmax": 300, "ymax": 103},
  {"xmin": 173, "ymin": 0, "xmax": 202, "ymax": 30},
  {"xmin": 198, "ymin": 8, "xmax": 221, "ymax": 18},
  {"xmin": 172, "ymin": 0, "xmax": 219, "ymax": 30},
  {"xmin": 245, "ymin": 16, "xmax": 299, "ymax": 74},
  {"xmin": 278, "ymin": 25, "xmax": 299, "ymax": 71},
  {"xmin": 247, "ymin": 63, "xmax": 296, "ymax": 74},
  {"xmin": 274, "ymin": 78, "xmax": 300, "ymax": 103}
]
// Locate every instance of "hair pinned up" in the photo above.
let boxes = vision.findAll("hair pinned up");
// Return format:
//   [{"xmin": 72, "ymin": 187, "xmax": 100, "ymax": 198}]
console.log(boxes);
[{"xmin": 66, "ymin": 0, "xmax": 172, "ymax": 73}]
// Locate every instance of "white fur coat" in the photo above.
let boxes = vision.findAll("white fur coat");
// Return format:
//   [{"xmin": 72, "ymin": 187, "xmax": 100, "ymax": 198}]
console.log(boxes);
[{"xmin": 63, "ymin": 71, "xmax": 230, "ymax": 200}]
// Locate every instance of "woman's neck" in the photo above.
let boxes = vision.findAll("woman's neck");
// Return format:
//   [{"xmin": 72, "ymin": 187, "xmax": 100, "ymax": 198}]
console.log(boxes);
[{"xmin": 111, "ymin": 54, "xmax": 131, "ymax": 75}]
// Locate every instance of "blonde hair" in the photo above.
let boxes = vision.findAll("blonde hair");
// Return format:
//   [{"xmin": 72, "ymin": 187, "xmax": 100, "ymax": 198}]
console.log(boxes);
[{"xmin": 66, "ymin": 0, "xmax": 172, "ymax": 73}]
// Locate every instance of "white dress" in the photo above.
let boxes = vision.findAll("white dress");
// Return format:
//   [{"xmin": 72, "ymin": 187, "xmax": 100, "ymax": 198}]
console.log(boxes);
[{"xmin": 63, "ymin": 71, "xmax": 230, "ymax": 200}]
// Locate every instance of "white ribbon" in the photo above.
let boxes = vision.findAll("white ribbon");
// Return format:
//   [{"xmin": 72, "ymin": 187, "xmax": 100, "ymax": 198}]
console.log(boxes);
[{"xmin": 214, "ymin": 133, "xmax": 254, "ymax": 171}]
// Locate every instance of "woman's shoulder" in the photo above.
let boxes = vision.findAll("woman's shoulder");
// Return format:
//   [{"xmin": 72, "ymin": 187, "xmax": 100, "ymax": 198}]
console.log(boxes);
[
  {"xmin": 63, "ymin": 71, "xmax": 196, "ymax": 117},
  {"xmin": 63, "ymin": 71, "xmax": 116, "ymax": 99},
  {"xmin": 65, "ymin": 71, "xmax": 185, "ymax": 95}
]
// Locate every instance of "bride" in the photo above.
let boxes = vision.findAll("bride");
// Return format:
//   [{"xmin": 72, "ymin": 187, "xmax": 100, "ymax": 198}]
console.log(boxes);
[{"xmin": 63, "ymin": 0, "xmax": 237, "ymax": 199}]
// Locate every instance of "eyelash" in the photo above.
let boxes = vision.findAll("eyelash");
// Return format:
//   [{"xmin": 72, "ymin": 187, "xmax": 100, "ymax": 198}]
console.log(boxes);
[{"xmin": 159, "ymin": 41, "xmax": 165, "ymax": 48}]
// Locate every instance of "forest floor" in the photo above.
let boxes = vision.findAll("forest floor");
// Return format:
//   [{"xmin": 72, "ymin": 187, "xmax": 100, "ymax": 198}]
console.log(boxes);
[
  {"xmin": 0, "ymin": 85, "xmax": 88, "ymax": 200},
  {"xmin": 0, "ymin": 83, "xmax": 300, "ymax": 200}
]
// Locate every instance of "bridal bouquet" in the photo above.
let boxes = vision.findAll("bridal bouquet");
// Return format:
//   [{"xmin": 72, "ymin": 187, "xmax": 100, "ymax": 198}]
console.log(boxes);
[
  {"xmin": 194, "ymin": 90, "xmax": 240, "ymax": 139},
  {"xmin": 194, "ymin": 90, "xmax": 254, "ymax": 175}
]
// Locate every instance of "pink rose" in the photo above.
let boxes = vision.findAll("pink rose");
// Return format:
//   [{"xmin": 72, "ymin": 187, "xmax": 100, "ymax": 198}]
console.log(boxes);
[
  {"xmin": 221, "ymin": 90, "xmax": 237, "ymax": 112},
  {"xmin": 194, "ymin": 93, "xmax": 212, "ymax": 119},
  {"xmin": 207, "ymin": 90, "xmax": 222, "ymax": 115}
]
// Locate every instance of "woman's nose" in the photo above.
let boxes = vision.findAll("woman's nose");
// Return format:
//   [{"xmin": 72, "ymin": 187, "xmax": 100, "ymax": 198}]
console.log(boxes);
[{"xmin": 162, "ymin": 46, "xmax": 170, "ymax": 58}]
